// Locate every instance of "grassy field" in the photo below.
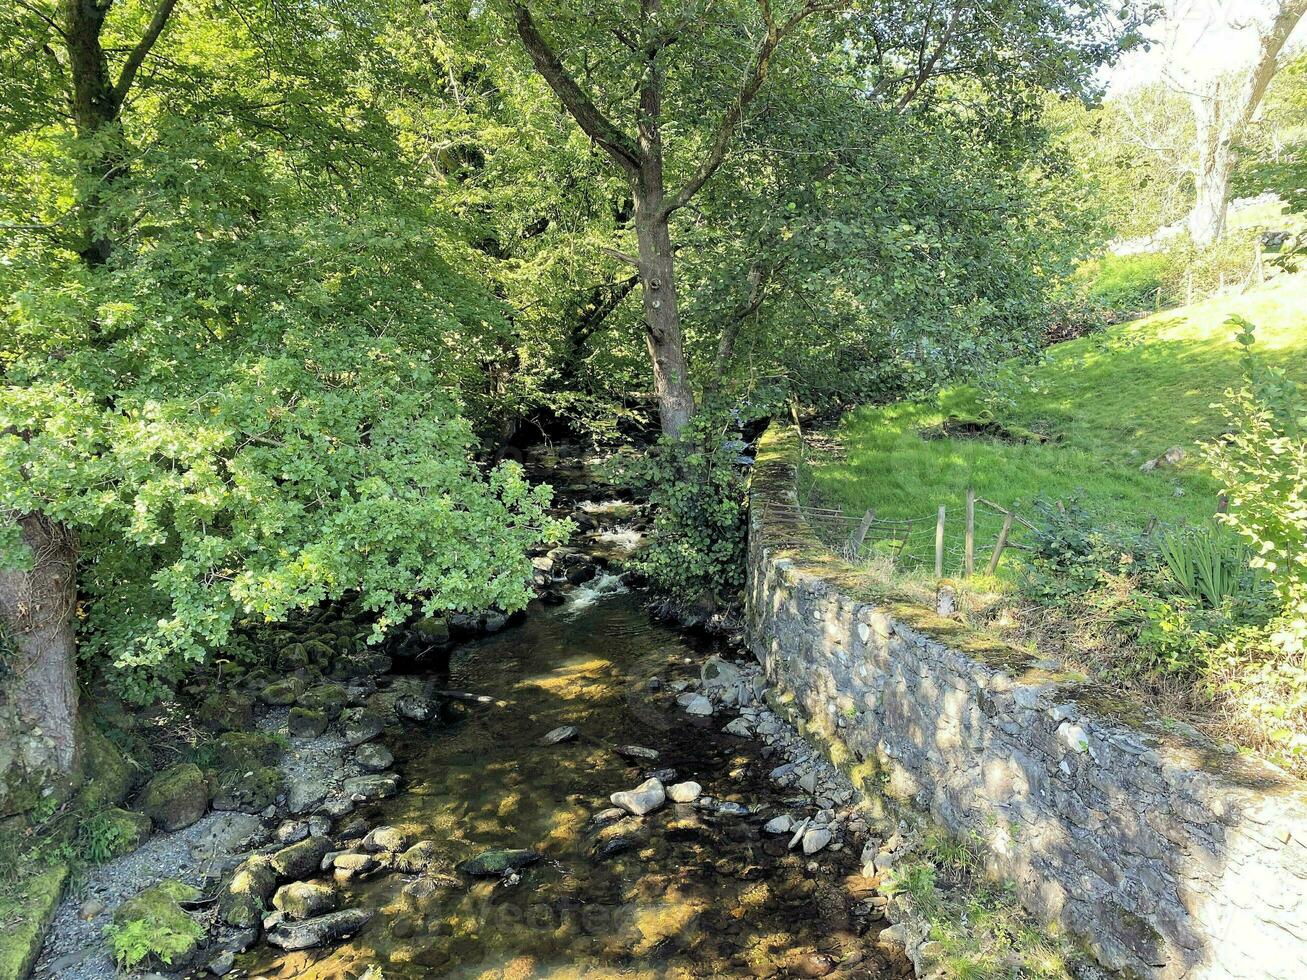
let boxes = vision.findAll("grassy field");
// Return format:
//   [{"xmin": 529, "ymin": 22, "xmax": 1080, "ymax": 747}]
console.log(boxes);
[{"xmin": 808, "ymin": 273, "xmax": 1307, "ymax": 579}]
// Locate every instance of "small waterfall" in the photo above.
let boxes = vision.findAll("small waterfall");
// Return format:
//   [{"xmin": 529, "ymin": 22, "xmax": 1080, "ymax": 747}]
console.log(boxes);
[{"xmin": 562, "ymin": 570, "xmax": 628, "ymax": 615}]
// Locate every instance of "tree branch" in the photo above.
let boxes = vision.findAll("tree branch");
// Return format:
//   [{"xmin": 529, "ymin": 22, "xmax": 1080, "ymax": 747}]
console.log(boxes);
[
  {"xmin": 601, "ymin": 245, "xmax": 641, "ymax": 267},
  {"xmin": 896, "ymin": 4, "xmax": 961, "ymax": 111},
  {"xmin": 15, "ymin": 0, "xmax": 66, "ymax": 38},
  {"xmin": 660, "ymin": 0, "xmax": 847, "ymax": 219},
  {"xmin": 511, "ymin": 3, "xmax": 643, "ymax": 173},
  {"xmin": 113, "ymin": 0, "xmax": 179, "ymax": 106}
]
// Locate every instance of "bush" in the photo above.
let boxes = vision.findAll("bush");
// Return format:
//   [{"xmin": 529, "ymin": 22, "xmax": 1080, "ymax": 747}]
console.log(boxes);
[
  {"xmin": 1205, "ymin": 316, "xmax": 1307, "ymax": 655},
  {"xmin": 1059, "ymin": 232, "xmax": 1265, "ymax": 330},
  {"xmin": 1081, "ymin": 252, "xmax": 1170, "ymax": 313},
  {"xmin": 626, "ymin": 413, "xmax": 750, "ymax": 607}
]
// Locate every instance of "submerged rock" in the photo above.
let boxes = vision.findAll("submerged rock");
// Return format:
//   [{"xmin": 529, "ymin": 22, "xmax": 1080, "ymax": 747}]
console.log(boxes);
[
  {"xmin": 615, "ymin": 744, "xmax": 660, "ymax": 761},
  {"xmin": 541, "ymin": 725, "xmax": 579, "ymax": 745},
  {"xmin": 395, "ymin": 840, "xmax": 443, "ymax": 873},
  {"xmin": 396, "ymin": 694, "xmax": 437, "ymax": 723},
  {"xmin": 588, "ymin": 807, "xmax": 628, "ymax": 830},
  {"xmin": 593, "ymin": 835, "xmax": 638, "ymax": 860},
  {"xmin": 265, "ymin": 907, "xmax": 373, "ymax": 951},
  {"xmin": 362, "ymin": 825, "xmax": 408, "ymax": 852},
  {"xmin": 456, "ymin": 848, "xmax": 541, "ymax": 877},
  {"xmin": 610, "ymin": 777, "xmax": 666, "ymax": 816}
]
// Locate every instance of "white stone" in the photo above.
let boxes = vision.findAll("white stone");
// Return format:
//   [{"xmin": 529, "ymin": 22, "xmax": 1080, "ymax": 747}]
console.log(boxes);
[
  {"xmin": 667, "ymin": 781, "xmax": 702, "ymax": 803},
  {"xmin": 764, "ymin": 815, "xmax": 795, "ymax": 834},
  {"xmin": 684, "ymin": 695, "xmax": 714, "ymax": 716},
  {"xmin": 610, "ymin": 778, "xmax": 666, "ymax": 816},
  {"xmin": 802, "ymin": 827, "xmax": 832, "ymax": 854},
  {"xmin": 723, "ymin": 717, "xmax": 753, "ymax": 737},
  {"xmin": 1058, "ymin": 722, "xmax": 1090, "ymax": 753}
]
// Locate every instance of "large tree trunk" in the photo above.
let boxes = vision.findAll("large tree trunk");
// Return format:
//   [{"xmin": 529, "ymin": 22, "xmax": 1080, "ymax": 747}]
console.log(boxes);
[
  {"xmin": 0, "ymin": 515, "xmax": 80, "ymax": 814},
  {"xmin": 1181, "ymin": 0, "xmax": 1307, "ymax": 247},
  {"xmin": 1188, "ymin": 104, "xmax": 1232, "ymax": 247},
  {"xmin": 633, "ymin": 190, "xmax": 695, "ymax": 438}
]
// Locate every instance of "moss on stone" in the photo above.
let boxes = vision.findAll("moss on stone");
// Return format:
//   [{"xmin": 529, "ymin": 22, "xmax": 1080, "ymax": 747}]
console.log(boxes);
[
  {"xmin": 0, "ymin": 863, "xmax": 68, "ymax": 980},
  {"xmin": 107, "ymin": 879, "xmax": 204, "ymax": 970},
  {"xmin": 212, "ymin": 766, "xmax": 283, "ymax": 813},
  {"xmin": 210, "ymin": 731, "xmax": 284, "ymax": 771},
  {"xmin": 139, "ymin": 763, "xmax": 209, "ymax": 831},
  {"xmin": 73, "ymin": 722, "xmax": 135, "ymax": 812}
]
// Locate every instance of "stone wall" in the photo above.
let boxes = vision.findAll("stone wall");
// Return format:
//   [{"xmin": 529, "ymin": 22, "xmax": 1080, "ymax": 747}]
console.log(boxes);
[{"xmin": 744, "ymin": 424, "xmax": 1307, "ymax": 979}]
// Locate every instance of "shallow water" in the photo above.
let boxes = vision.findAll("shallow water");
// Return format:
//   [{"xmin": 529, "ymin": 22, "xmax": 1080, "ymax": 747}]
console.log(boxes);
[{"xmin": 242, "ymin": 591, "xmax": 894, "ymax": 979}]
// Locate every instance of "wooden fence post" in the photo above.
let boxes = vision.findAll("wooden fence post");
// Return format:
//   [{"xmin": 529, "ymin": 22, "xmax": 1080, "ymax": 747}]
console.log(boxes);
[
  {"xmin": 850, "ymin": 508, "xmax": 875, "ymax": 559},
  {"xmin": 964, "ymin": 489, "xmax": 975, "ymax": 577},
  {"xmin": 935, "ymin": 505, "xmax": 945, "ymax": 578},
  {"xmin": 987, "ymin": 512, "xmax": 1015, "ymax": 576}
]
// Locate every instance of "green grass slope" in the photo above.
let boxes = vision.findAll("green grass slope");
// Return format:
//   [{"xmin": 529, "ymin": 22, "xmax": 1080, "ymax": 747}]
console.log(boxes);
[{"xmin": 810, "ymin": 273, "xmax": 1307, "ymax": 575}]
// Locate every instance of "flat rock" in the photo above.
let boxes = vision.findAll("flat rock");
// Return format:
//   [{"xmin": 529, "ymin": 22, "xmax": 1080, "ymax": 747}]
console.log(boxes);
[
  {"xmin": 343, "ymin": 773, "xmax": 399, "ymax": 802},
  {"xmin": 615, "ymin": 744, "xmax": 660, "ymax": 761},
  {"xmin": 541, "ymin": 725, "xmax": 579, "ymax": 745},
  {"xmin": 265, "ymin": 907, "xmax": 372, "ymax": 951},
  {"xmin": 723, "ymin": 717, "xmax": 753, "ymax": 737},
  {"xmin": 456, "ymin": 848, "xmax": 541, "ymax": 877},
  {"xmin": 764, "ymin": 815, "xmax": 796, "ymax": 834},
  {"xmin": 341, "ymin": 708, "xmax": 384, "ymax": 746},
  {"xmin": 610, "ymin": 777, "xmax": 665, "ymax": 816}
]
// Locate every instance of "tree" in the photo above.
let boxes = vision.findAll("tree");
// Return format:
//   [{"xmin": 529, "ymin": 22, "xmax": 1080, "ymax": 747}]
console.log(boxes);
[
  {"xmin": 1, "ymin": 0, "xmax": 182, "ymax": 801},
  {"xmin": 1154, "ymin": 0, "xmax": 1307, "ymax": 244},
  {"xmin": 498, "ymin": 0, "xmax": 1143, "ymax": 436},
  {"xmin": 0, "ymin": 1, "xmax": 560, "ymax": 812}
]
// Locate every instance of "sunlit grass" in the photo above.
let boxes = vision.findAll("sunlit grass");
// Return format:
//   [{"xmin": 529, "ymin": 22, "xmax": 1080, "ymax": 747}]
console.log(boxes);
[{"xmin": 809, "ymin": 272, "xmax": 1307, "ymax": 579}]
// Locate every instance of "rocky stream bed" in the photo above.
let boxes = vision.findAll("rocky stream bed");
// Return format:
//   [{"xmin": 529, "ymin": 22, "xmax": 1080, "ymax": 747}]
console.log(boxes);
[{"xmin": 32, "ymin": 446, "xmax": 918, "ymax": 980}]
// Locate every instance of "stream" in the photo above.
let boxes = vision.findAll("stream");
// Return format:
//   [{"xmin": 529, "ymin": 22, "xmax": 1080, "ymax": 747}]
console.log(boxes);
[{"xmin": 240, "ymin": 579, "xmax": 902, "ymax": 978}]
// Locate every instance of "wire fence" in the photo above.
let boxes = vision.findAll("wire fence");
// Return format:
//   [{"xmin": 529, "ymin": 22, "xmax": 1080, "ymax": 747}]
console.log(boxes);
[{"xmin": 789, "ymin": 425, "xmax": 1031, "ymax": 579}]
